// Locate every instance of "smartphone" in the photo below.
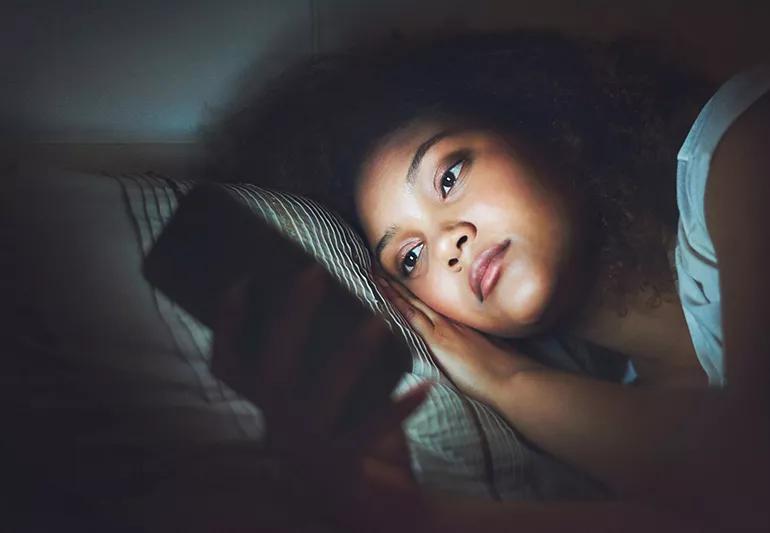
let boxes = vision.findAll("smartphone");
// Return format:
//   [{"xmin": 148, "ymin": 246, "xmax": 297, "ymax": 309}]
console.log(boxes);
[{"xmin": 142, "ymin": 183, "xmax": 411, "ymax": 432}]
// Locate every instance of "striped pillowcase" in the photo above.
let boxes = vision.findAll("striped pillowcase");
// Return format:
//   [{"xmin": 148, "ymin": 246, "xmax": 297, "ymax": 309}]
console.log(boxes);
[{"xmin": 118, "ymin": 172, "xmax": 611, "ymax": 501}]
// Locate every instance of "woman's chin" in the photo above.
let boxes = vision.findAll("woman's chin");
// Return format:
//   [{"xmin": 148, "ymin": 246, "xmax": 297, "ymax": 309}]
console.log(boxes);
[{"xmin": 494, "ymin": 277, "xmax": 553, "ymax": 335}]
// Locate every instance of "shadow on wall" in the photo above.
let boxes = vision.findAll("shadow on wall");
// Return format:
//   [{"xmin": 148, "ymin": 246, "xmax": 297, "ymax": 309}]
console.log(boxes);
[{"xmin": 0, "ymin": 0, "xmax": 314, "ymax": 145}]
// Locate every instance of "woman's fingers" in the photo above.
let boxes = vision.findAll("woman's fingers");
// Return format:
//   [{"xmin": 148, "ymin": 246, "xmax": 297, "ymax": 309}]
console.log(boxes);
[
  {"xmin": 314, "ymin": 316, "xmax": 391, "ymax": 430},
  {"xmin": 382, "ymin": 277, "xmax": 442, "ymax": 324},
  {"xmin": 256, "ymin": 264, "xmax": 328, "ymax": 394},
  {"xmin": 349, "ymin": 382, "xmax": 431, "ymax": 452},
  {"xmin": 389, "ymin": 287, "xmax": 434, "ymax": 335},
  {"xmin": 379, "ymin": 282, "xmax": 434, "ymax": 336}
]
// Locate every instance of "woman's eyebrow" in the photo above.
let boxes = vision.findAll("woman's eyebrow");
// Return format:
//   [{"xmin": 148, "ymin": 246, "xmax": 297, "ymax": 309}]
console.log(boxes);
[
  {"xmin": 375, "ymin": 224, "xmax": 398, "ymax": 268},
  {"xmin": 406, "ymin": 129, "xmax": 452, "ymax": 186}
]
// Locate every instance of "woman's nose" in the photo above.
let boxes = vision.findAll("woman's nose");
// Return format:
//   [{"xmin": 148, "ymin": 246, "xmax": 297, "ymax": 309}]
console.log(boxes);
[{"xmin": 440, "ymin": 224, "xmax": 473, "ymax": 270}]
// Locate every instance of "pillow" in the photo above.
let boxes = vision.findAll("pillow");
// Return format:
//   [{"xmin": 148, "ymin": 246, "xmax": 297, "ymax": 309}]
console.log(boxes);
[{"xmin": 118, "ymin": 172, "xmax": 619, "ymax": 500}]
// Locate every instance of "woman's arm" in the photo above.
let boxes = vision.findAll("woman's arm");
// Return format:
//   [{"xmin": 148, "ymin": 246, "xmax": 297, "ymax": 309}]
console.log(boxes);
[
  {"xmin": 489, "ymin": 369, "xmax": 713, "ymax": 495},
  {"xmin": 705, "ymin": 91, "xmax": 770, "ymax": 396},
  {"xmin": 700, "ymin": 89, "xmax": 770, "ymax": 526},
  {"xmin": 379, "ymin": 279, "xmax": 715, "ymax": 496}
]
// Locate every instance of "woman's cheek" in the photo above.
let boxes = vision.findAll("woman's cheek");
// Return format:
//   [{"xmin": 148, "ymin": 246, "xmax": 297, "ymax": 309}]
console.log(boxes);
[
  {"xmin": 501, "ymin": 259, "xmax": 553, "ymax": 327},
  {"xmin": 415, "ymin": 279, "xmax": 467, "ymax": 323}
]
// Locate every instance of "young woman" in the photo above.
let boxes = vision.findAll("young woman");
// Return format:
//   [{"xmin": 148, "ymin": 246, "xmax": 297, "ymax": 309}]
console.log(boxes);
[{"xmin": 208, "ymin": 31, "xmax": 770, "ymax": 531}]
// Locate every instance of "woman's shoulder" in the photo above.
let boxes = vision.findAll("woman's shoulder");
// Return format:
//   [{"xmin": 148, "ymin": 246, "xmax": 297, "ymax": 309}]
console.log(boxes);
[
  {"xmin": 677, "ymin": 65, "xmax": 770, "ymax": 243},
  {"xmin": 673, "ymin": 65, "xmax": 770, "ymax": 388},
  {"xmin": 705, "ymin": 86, "xmax": 770, "ymax": 237},
  {"xmin": 702, "ymin": 80, "xmax": 770, "ymax": 391},
  {"xmin": 678, "ymin": 65, "xmax": 770, "ymax": 165}
]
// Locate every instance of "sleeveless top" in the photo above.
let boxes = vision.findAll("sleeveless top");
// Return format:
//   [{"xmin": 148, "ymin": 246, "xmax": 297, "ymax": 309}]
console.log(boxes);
[
  {"xmin": 622, "ymin": 65, "xmax": 770, "ymax": 387},
  {"xmin": 674, "ymin": 64, "xmax": 770, "ymax": 387}
]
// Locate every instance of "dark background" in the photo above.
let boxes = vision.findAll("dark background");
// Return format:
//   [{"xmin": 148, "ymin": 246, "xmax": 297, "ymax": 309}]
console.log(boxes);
[{"xmin": 1, "ymin": 0, "xmax": 769, "ymax": 145}]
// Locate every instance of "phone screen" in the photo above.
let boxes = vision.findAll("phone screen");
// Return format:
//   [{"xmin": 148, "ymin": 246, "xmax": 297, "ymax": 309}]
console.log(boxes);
[{"xmin": 143, "ymin": 183, "xmax": 411, "ymax": 431}]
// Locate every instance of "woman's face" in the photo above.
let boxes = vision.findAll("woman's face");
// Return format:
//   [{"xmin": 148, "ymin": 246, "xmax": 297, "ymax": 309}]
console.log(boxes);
[{"xmin": 355, "ymin": 120, "xmax": 588, "ymax": 337}]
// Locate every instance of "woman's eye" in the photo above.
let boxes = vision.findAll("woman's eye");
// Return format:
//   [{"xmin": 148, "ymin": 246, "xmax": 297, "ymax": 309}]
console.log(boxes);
[
  {"xmin": 440, "ymin": 160, "xmax": 463, "ymax": 198},
  {"xmin": 400, "ymin": 242, "xmax": 424, "ymax": 277}
]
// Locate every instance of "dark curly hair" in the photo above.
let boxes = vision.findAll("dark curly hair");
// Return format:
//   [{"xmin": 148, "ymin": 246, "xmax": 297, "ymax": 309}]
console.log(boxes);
[{"xmin": 201, "ymin": 29, "xmax": 714, "ymax": 319}]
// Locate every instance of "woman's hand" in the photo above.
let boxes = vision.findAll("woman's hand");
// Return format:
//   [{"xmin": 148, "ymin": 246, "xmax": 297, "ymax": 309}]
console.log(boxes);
[
  {"xmin": 376, "ymin": 277, "xmax": 546, "ymax": 408},
  {"xmin": 211, "ymin": 265, "xmax": 431, "ymax": 532}
]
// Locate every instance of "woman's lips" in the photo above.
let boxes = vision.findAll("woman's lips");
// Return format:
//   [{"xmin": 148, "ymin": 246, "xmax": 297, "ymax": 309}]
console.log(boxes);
[{"xmin": 469, "ymin": 239, "xmax": 511, "ymax": 302}]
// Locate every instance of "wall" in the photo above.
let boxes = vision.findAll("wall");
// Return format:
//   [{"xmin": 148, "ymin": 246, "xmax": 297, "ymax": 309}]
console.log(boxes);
[
  {"xmin": 1, "ymin": 0, "xmax": 311, "ymax": 143},
  {"xmin": 2, "ymin": 1, "xmax": 768, "ymax": 146}
]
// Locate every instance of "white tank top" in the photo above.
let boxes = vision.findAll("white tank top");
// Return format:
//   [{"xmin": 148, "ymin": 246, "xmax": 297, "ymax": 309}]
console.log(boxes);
[{"xmin": 674, "ymin": 64, "xmax": 770, "ymax": 387}]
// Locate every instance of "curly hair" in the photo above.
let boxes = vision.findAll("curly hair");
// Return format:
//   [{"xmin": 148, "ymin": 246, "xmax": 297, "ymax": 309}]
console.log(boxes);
[{"xmin": 201, "ymin": 29, "xmax": 714, "ymax": 318}]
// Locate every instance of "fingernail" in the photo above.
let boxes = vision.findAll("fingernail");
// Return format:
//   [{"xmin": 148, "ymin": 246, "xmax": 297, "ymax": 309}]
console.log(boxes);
[
  {"xmin": 380, "ymin": 283, "xmax": 395, "ymax": 299},
  {"xmin": 387, "ymin": 287, "xmax": 402, "ymax": 304}
]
